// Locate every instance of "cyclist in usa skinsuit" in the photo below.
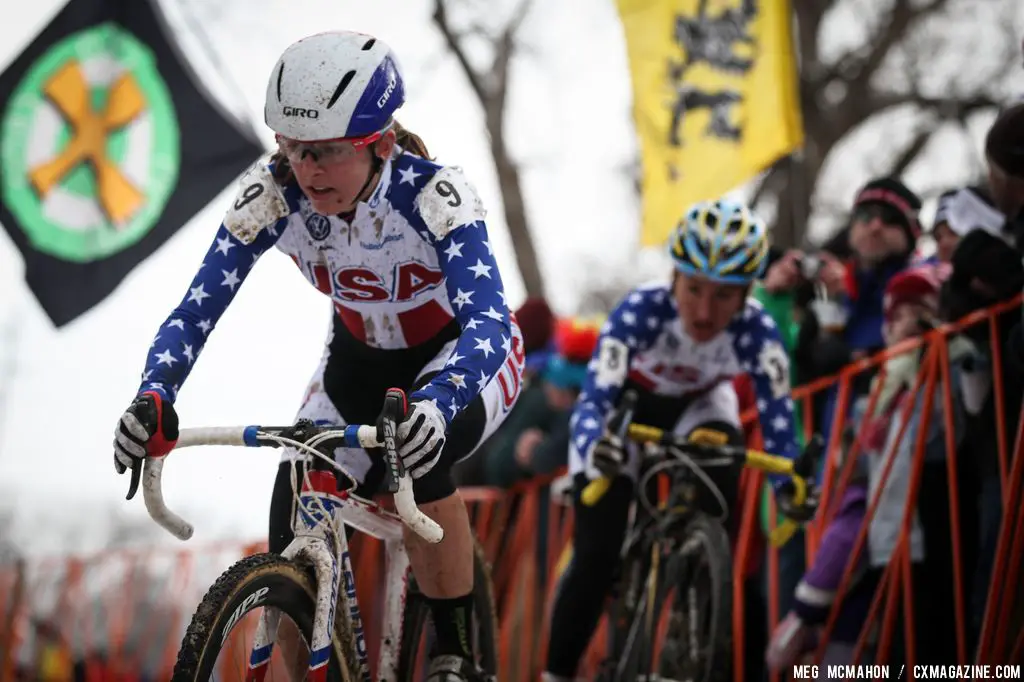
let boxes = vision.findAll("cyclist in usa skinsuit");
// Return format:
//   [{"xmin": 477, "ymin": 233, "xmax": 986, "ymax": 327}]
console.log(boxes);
[
  {"xmin": 543, "ymin": 198, "xmax": 815, "ymax": 681},
  {"xmin": 111, "ymin": 31, "xmax": 523, "ymax": 681}
]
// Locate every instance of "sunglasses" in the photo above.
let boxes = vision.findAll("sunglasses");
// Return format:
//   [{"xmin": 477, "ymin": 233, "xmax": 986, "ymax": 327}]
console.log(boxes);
[
  {"xmin": 276, "ymin": 124, "xmax": 390, "ymax": 164},
  {"xmin": 853, "ymin": 203, "xmax": 906, "ymax": 228}
]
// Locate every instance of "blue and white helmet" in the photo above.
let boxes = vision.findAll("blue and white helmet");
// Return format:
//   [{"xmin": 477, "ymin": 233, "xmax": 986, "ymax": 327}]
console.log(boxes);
[
  {"xmin": 265, "ymin": 31, "xmax": 405, "ymax": 142},
  {"xmin": 668, "ymin": 197, "xmax": 769, "ymax": 284}
]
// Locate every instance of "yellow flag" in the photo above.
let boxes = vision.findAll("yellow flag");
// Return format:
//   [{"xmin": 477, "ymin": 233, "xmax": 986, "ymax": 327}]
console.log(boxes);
[{"xmin": 617, "ymin": 0, "xmax": 804, "ymax": 246}]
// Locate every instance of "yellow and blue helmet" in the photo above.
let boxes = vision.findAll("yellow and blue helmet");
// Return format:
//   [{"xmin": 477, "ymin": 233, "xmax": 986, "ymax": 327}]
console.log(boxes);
[{"xmin": 668, "ymin": 198, "xmax": 769, "ymax": 284}]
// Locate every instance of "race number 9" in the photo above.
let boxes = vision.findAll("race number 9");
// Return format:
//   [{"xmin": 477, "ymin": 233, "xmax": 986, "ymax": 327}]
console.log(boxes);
[
  {"xmin": 233, "ymin": 183, "xmax": 265, "ymax": 210},
  {"xmin": 435, "ymin": 180, "xmax": 462, "ymax": 207}
]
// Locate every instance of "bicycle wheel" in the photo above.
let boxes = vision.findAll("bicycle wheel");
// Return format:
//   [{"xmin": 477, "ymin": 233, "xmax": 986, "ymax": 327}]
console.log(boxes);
[
  {"xmin": 652, "ymin": 513, "xmax": 733, "ymax": 682},
  {"xmin": 396, "ymin": 542, "xmax": 498, "ymax": 681},
  {"xmin": 172, "ymin": 552, "xmax": 355, "ymax": 682}
]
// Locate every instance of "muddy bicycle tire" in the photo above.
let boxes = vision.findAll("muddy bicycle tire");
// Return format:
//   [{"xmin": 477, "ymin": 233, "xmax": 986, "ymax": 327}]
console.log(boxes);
[
  {"xmin": 654, "ymin": 513, "xmax": 733, "ymax": 682},
  {"xmin": 171, "ymin": 552, "xmax": 355, "ymax": 681}
]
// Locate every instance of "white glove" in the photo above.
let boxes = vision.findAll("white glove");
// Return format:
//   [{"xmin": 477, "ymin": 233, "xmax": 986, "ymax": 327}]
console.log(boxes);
[{"xmin": 397, "ymin": 400, "xmax": 447, "ymax": 478}]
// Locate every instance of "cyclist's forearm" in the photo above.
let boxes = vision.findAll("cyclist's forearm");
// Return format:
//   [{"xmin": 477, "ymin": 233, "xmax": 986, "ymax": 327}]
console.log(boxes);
[
  {"xmin": 138, "ymin": 223, "xmax": 274, "ymax": 401},
  {"xmin": 569, "ymin": 401, "xmax": 606, "ymax": 463},
  {"xmin": 414, "ymin": 223, "xmax": 512, "ymax": 422}
]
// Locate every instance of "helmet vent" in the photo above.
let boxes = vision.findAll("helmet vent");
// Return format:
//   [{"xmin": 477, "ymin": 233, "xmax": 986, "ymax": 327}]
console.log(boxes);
[
  {"xmin": 327, "ymin": 70, "xmax": 357, "ymax": 109},
  {"xmin": 275, "ymin": 62, "xmax": 285, "ymax": 101},
  {"xmin": 362, "ymin": 38, "xmax": 377, "ymax": 50}
]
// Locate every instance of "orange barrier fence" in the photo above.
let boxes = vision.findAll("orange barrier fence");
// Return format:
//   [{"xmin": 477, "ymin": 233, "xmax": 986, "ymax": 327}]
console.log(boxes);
[{"xmin": 3, "ymin": 296, "xmax": 1024, "ymax": 681}]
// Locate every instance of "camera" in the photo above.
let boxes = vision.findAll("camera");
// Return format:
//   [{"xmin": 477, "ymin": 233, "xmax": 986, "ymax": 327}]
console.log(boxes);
[{"xmin": 798, "ymin": 254, "xmax": 823, "ymax": 281}]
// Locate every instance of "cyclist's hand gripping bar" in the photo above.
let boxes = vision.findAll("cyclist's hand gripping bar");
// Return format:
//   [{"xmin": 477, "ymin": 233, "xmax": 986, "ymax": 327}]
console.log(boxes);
[
  {"xmin": 580, "ymin": 390, "xmax": 638, "ymax": 507},
  {"xmin": 142, "ymin": 388, "xmax": 444, "ymax": 544},
  {"xmin": 580, "ymin": 398, "xmax": 823, "ymax": 547}
]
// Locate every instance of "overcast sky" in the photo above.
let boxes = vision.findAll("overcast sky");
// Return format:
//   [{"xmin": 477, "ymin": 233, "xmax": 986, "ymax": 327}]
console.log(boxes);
[{"xmin": 0, "ymin": 0, "xmax": 1021, "ymax": 556}]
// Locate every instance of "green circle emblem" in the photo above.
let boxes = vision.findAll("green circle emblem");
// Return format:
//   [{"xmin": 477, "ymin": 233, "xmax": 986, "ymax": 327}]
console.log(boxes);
[{"xmin": 1, "ymin": 23, "xmax": 180, "ymax": 262}]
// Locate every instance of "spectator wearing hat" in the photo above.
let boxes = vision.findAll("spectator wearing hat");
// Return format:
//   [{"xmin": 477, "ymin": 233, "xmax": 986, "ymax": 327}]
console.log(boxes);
[
  {"xmin": 929, "ymin": 186, "xmax": 1006, "ymax": 263},
  {"xmin": 515, "ymin": 297, "xmax": 557, "ymax": 379}
]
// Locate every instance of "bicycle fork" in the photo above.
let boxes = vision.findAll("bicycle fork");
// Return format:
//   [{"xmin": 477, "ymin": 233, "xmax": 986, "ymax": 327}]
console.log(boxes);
[{"xmin": 246, "ymin": 474, "xmax": 372, "ymax": 682}]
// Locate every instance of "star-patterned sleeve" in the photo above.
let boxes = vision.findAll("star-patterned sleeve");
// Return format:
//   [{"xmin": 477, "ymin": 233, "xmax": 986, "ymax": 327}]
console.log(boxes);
[
  {"xmin": 730, "ymin": 304, "xmax": 799, "ymax": 491},
  {"xmin": 136, "ymin": 221, "xmax": 284, "ymax": 403},
  {"xmin": 409, "ymin": 221, "xmax": 511, "ymax": 424},
  {"xmin": 570, "ymin": 286, "xmax": 670, "ymax": 464}
]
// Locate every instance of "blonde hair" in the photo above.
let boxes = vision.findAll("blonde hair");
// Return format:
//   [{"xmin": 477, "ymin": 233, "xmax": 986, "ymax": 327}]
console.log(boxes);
[{"xmin": 269, "ymin": 120, "xmax": 431, "ymax": 186}]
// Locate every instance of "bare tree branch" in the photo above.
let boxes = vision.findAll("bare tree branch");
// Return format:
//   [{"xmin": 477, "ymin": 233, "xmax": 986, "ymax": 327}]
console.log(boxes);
[
  {"xmin": 433, "ymin": 0, "xmax": 488, "ymax": 103},
  {"xmin": 887, "ymin": 124, "xmax": 934, "ymax": 177},
  {"xmin": 431, "ymin": 0, "xmax": 546, "ymax": 298},
  {"xmin": 494, "ymin": 0, "xmax": 534, "ymax": 124},
  {"xmin": 871, "ymin": 91, "xmax": 1001, "ymax": 119},
  {"xmin": 830, "ymin": 0, "xmax": 951, "ymax": 87}
]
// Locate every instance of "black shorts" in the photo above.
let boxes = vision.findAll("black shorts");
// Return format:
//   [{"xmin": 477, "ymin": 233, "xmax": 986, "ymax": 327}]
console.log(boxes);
[{"xmin": 269, "ymin": 313, "xmax": 519, "ymax": 553}]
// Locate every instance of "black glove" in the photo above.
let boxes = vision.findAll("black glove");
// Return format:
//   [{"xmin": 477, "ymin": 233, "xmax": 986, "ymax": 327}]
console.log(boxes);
[
  {"xmin": 777, "ymin": 479, "xmax": 820, "ymax": 523},
  {"xmin": 113, "ymin": 391, "xmax": 179, "ymax": 499},
  {"xmin": 591, "ymin": 433, "xmax": 626, "ymax": 478}
]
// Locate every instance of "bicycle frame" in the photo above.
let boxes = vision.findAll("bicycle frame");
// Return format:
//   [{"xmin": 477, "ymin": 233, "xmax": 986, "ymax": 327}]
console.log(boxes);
[
  {"xmin": 250, "ymin": 468, "xmax": 413, "ymax": 682},
  {"xmin": 141, "ymin": 414, "xmax": 443, "ymax": 682}
]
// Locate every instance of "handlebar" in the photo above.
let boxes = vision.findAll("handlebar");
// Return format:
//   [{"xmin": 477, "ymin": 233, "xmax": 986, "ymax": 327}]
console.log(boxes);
[
  {"xmin": 581, "ymin": 391, "xmax": 823, "ymax": 548},
  {"xmin": 142, "ymin": 388, "xmax": 444, "ymax": 545}
]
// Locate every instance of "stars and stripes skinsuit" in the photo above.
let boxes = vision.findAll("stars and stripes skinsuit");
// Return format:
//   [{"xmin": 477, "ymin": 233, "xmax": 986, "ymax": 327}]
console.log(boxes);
[
  {"xmin": 546, "ymin": 282, "xmax": 799, "ymax": 678},
  {"xmin": 135, "ymin": 148, "xmax": 525, "ymax": 547}
]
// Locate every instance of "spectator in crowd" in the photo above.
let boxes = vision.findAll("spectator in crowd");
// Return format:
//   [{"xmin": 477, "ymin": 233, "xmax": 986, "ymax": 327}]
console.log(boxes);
[
  {"xmin": 927, "ymin": 186, "xmax": 1005, "ymax": 264},
  {"xmin": 984, "ymin": 103, "xmax": 1024, "ymax": 247},
  {"xmin": 940, "ymin": 226, "xmax": 1024, "ymax": 648},
  {"xmin": 757, "ymin": 177, "xmax": 920, "ymax": 656},
  {"xmin": 516, "ymin": 297, "xmax": 558, "ymax": 379},
  {"xmin": 767, "ymin": 262, "xmax": 981, "ymax": 670}
]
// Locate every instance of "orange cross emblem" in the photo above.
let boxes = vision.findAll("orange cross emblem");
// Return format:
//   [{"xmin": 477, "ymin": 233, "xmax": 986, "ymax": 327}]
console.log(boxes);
[{"xmin": 29, "ymin": 60, "xmax": 148, "ymax": 225}]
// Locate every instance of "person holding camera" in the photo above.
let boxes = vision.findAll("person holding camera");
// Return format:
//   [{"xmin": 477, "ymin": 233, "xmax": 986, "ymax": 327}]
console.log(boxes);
[{"xmin": 763, "ymin": 178, "xmax": 921, "ymax": 423}]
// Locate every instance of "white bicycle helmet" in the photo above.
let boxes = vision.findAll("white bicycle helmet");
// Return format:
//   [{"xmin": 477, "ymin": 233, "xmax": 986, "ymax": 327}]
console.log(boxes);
[{"xmin": 265, "ymin": 31, "xmax": 405, "ymax": 142}]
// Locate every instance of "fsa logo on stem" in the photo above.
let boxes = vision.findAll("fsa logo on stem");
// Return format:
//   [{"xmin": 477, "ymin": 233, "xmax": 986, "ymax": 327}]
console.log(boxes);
[{"xmin": 282, "ymin": 106, "xmax": 319, "ymax": 118}]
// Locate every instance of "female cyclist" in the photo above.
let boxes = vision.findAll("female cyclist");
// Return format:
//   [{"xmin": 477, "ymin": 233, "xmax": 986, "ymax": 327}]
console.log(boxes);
[{"xmin": 111, "ymin": 31, "xmax": 523, "ymax": 681}]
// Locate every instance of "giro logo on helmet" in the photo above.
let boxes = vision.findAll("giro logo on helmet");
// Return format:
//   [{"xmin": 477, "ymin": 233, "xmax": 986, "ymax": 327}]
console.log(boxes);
[
  {"xmin": 377, "ymin": 73, "xmax": 398, "ymax": 109},
  {"xmin": 282, "ymin": 106, "xmax": 319, "ymax": 119}
]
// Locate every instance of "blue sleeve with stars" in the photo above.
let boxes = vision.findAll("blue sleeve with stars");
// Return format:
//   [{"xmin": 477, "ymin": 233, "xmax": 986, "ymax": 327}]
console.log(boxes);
[
  {"xmin": 409, "ymin": 220, "xmax": 512, "ymax": 424},
  {"xmin": 136, "ymin": 221, "xmax": 284, "ymax": 403},
  {"xmin": 730, "ymin": 304, "xmax": 800, "ymax": 491},
  {"xmin": 570, "ymin": 286, "xmax": 669, "ymax": 464}
]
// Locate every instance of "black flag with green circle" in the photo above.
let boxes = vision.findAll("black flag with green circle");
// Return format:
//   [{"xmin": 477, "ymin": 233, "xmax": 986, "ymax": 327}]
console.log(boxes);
[{"xmin": 0, "ymin": 0, "xmax": 262, "ymax": 326}]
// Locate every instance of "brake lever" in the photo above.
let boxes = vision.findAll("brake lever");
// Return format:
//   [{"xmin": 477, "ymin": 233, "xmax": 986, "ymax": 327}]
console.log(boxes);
[
  {"xmin": 126, "ymin": 462, "xmax": 142, "ymax": 501},
  {"xmin": 378, "ymin": 388, "xmax": 409, "ymax": 494}
]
